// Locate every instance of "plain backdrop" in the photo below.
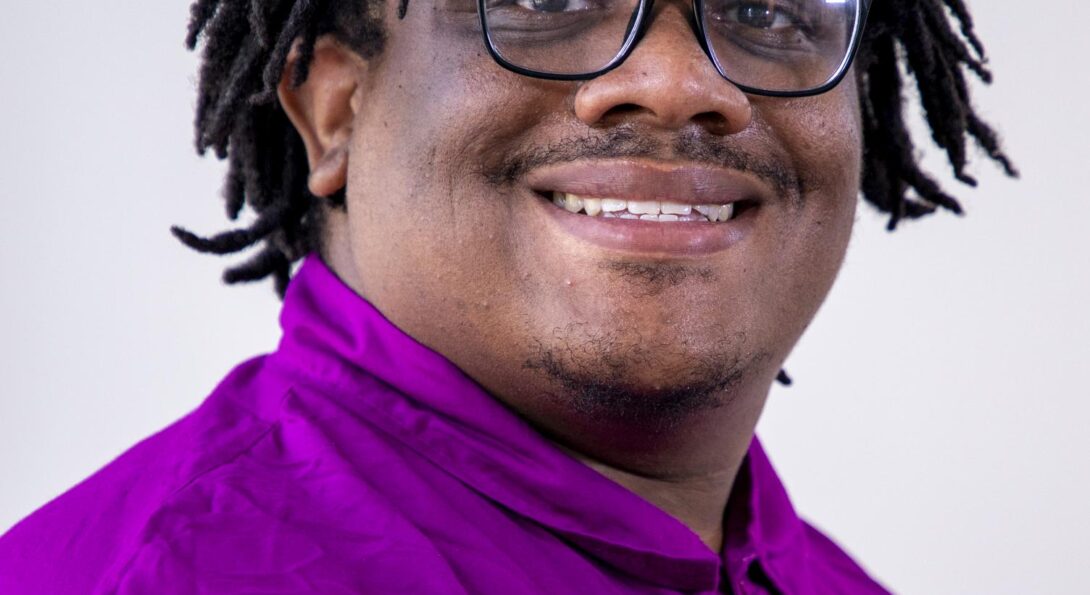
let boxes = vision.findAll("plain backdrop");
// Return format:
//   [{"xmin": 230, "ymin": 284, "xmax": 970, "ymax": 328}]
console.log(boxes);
[{"xmin": 1, "ymin": 2, "xmax": 1087, "ymax": 593}]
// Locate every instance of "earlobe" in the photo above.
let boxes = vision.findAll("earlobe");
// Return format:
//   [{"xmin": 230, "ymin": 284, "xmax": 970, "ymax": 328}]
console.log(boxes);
[
  {"xmin": 277, "ymin": 37, "xmax": 367, "ymax": 198},
  {"xmin": 308, "ymin": 140, "xmax": 350, "ymax": 198}
]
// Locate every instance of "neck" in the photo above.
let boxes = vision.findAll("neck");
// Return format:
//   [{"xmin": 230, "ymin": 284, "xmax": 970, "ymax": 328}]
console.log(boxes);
[
  {"xmin": 572, "ymin": 450, "xmax": 745, "ymax": 552},
  {"xmin": 552, "ymin": 384, "xmax": 771, "ymax": 553}
]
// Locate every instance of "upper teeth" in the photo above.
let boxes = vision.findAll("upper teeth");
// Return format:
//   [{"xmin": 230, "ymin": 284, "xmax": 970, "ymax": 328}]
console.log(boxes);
[{"xmin": 551, "ymin": 192, "xmax": 735, "ymax": 222}]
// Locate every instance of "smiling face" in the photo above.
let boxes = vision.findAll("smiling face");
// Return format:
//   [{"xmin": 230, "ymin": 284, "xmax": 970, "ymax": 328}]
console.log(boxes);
[{"xmin": 289, "ymin": 0, "xmax": 862, "ymax": 467}]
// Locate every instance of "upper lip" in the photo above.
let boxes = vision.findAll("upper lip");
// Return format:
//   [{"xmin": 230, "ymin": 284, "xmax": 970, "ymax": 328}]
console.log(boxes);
[{"xmin": 524, "ymin": 159, "xmax": 773, "ymax": 206}]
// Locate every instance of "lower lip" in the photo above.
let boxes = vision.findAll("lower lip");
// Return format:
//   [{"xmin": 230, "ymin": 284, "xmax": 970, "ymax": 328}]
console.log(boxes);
[{"xmin": 535, "ymin": 195, "xmax": 752, "ymax": 256}]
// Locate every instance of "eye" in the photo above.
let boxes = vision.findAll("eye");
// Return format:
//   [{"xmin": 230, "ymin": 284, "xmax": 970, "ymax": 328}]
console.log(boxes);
[
  {"xmin": 728, "ymin": 2, "xmax": 796, "ymax": 29},
  {"xmin": 513, "ymin": 0, "xmax": 592, "ymax": 12}
]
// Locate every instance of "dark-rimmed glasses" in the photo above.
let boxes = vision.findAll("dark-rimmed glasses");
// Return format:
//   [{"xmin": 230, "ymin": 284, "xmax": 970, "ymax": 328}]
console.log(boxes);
[{"xmin": 478, "ymin": 0, "xmax": 871, "ymax": 97}]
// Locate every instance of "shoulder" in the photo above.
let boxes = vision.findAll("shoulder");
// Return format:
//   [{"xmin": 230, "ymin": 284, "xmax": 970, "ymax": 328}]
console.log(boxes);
[
  {"xmin": 0, "ymin": 357, "xmax": 286, "ymax": 593},
  {"xmin": 100, "ymin": 410, "xmax": 465, "ymax": 594},
  {"xmin": 104, "ymin": 461, "xmax": 467, "ymax": 594},
  {"xmin": 799, "ymin": 521, "xmax": 891, "ymax": 594},
  {"xmin": 0, "ymin": 358, "xmax": 466, "ymax": 594}
]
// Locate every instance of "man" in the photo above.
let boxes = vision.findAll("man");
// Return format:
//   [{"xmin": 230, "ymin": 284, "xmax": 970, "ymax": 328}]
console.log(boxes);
[{"xmin": 0, "ymin": 0, "xmax": 1014, "ymax": 592}]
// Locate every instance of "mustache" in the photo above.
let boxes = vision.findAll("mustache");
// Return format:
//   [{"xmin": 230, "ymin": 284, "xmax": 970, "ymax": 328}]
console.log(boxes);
[{"xmin": 486, "ymin": 126, "xmax": 799, "ymax": 201}]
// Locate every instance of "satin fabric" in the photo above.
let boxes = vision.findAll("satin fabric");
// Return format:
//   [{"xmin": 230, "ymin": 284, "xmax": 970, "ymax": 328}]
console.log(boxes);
[{"xmin": 0, "ymin": 255, "xmax": 888, "ymax": 594}]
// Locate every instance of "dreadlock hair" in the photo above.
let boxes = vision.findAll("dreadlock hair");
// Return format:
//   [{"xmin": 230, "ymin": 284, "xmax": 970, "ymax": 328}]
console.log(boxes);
[
  {"xmin": 174, "ymin": 0, "xmax": 1017, "ymax": 299},
  {"xmin": 173, "ymin": 0, "xmax": 389, "ymax": 296},
  {"xmin": 858, "ymin": 0, "xmax": 1017, "ymax": 230}
]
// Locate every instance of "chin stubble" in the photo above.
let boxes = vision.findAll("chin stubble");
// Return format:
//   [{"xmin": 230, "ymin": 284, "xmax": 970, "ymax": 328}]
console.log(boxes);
[{"xmin": 523, "ymin": 327, "xmax": 768, "ymax": 431}]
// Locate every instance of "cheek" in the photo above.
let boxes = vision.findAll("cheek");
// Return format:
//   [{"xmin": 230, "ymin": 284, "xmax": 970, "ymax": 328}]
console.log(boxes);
[
  {"xmin": 349, "ymin": 17, "xmax": 559, "ymax": 214},
  {"xmin": 357, "ymin": 18, "xmax": 548, "ymax": 180},
  {"xmin": 340, "ymin": 26, "xmax": 567, "ymax": 336},
  {"xmin": 771, "ymin": 83, "xmax": 862, "ymax": 203},
  {"xmin": 748, "ymin": 85, "xmax": 862, "ymax": 335},
  {"xmin": 767, "ymin": 78, "xmax": 861, "ymax": 231}
]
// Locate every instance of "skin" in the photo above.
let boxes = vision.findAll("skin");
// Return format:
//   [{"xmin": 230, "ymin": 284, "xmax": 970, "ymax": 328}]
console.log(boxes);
[{"xmin": 279, "ymin": 0, "xmax": 862, "ymax": 551}]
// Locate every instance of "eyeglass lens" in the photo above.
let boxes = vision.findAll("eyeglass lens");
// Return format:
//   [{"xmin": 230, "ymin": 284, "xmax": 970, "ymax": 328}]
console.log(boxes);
[{"xmin": 482, "ymin": 0, "xmax": 861, "ymax": 93}]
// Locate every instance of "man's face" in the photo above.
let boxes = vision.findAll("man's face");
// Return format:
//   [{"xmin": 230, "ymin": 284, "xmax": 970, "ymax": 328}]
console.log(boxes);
[{"xmin": 328, "ymin": 0, "xmax": 861, "ymax": 452}]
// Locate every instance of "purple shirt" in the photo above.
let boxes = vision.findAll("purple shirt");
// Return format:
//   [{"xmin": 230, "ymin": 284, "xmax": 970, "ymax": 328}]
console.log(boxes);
[{"xmin": 0, "ymin": 255, "xmax": 888, "ymax": 594}]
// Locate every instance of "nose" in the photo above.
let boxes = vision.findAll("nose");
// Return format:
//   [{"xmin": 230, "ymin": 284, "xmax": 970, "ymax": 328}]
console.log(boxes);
[{"xmin": 573, "ymin": 4, "xmax": 752, "ymax": 136}]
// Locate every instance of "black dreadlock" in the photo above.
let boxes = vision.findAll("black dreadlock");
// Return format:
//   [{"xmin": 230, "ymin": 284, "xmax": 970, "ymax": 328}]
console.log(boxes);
[
  {"xmin": 858, "ymin": 0, "xmax": 1017, "ymax": 230},
  {"xmin": 173, "ymin": 0, "xmax": 386, "ymax": 296},
  {"xmin": 174, "ymin": 0, "xmax": 1017, "ymax": 299}
]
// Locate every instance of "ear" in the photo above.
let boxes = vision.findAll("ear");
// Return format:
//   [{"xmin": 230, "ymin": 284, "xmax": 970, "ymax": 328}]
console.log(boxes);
[{"xmin": 278, "ymin": 37, "xmax": 367, "ymax": 198}]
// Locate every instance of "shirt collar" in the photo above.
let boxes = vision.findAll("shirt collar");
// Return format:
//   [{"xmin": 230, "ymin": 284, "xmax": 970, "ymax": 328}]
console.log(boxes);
[
  {"xmin": 272, "ymin": 254, "xmax": 812, "ymax": 593},
  {"xmin": 723, "ymin": 439, "xmax": 812, "ymax": 593}
]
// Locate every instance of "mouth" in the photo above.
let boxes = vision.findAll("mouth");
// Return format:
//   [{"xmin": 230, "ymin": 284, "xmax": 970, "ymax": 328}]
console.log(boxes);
[
  {"xmin": 546, "ymin": 191, "xmax": 744, "ymax": 223},
  {"xmin": 526, "ymin": 160, "xmax": 769, "ymax": 256}
]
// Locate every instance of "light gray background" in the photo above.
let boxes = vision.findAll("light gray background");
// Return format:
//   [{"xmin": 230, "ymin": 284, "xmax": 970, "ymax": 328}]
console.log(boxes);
[{"xmin": 1, "ymin": 2, "xmax": 1086, "ymax": 593}]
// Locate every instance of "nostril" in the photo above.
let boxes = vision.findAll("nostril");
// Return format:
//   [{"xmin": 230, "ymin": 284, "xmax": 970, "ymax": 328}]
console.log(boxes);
[
  {"xmin": 692, "ymin": 111, "xmax": 731, "ymax": 136},
  {"xmin": 597, "ymin": 102, "xmax": 649, "ymax": 125}
]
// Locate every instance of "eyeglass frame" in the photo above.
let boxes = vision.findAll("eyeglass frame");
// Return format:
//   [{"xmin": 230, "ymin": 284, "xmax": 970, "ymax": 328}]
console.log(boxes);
[{"xmin": 476, "ymin": 0, "xmax": 873, "ymax": 98}]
